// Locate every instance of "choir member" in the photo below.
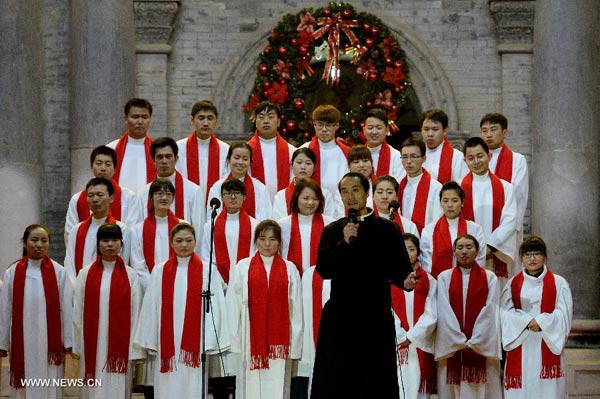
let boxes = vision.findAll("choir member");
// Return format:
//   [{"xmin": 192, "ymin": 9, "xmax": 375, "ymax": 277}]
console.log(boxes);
[
  {"xmin": 247, "ymin": 101, "xmax": 296, "ymax": 200},
  {"xmin": 501, "ymin": 236, "xmax": 572, "ymax": 399},
  {"xmin": 420, "ymin": 109, "xmax": 468, "ymax": 184},
  {"xmin": 363, "ymin": 108, "xmax": 405, "ymax": 182},
  {"xmin": 64, "ymin": 178, "xmax": 130, "ymax": 285},
  {"xmin": 480, "ymin": 113, "xmax": 529, "ymax": 243},
  {"xmin": 435, "ymin": 234, "xmax": 502, "ymax": 399},
  {"xmin": 272, "ymin": 147, "xmax": 344, "ymax": 220},
  {"xmin": 311, "ymin": 172, "xmax": 416, "ymax": 399},
  {"xmin": 392, "ymin": 233, "xmax": 437, "ymax": 399},
  {"xmin": 420, "ymin": 182, "xmax": 487, "ymax": 278},
  {"xmin": 134, "ymin": 223, "xmax": 229, "ymax": 398},
  {"xmin": 461, "ymin": 137, "xmax": 518, "ymax": 284},
  {"xmin": 137, "ymin": 137, "xmax": 200, "ymax": 224},
  {"xmin": 346, "ymin": 144, "xmax": 374, "ymax": 210},
  {"xmin": 398, "ymin": 137, "xmax": 443, "ymax": 234},
  {"xmin": 72, "ymin": 224, "xmax": 143, "ymax": 399},
  {"xmin": 107, "ymin": 98, "xmax": 156, "ymax": 192},
  {"xmin": 200, "ymin": 178, "xmax": 258, "ymax": 286},
  {"xmin": 226, "ymin": 220, "xmax": 303, "ymax": 399},
  {"xmin": 206, "ymin": 142, "xmax": 272, "ymax": 221},
  {"xmin": 279, "ymin": 178, "xmax": 335, "ymax": 275},
  {"xmin": 0, "ymin": 224, "xmax": 72, "ymax": 399},
  {"xmin": 301, "ymin": 105, "xmax": 349, "ymax": 195},
  {"xmin": 65, "ymin": 145, "xmax": 140, "ymax": 246},
  {"xmin": 372, "ymin": 175, "xmax": 420, "ymax": 236},
  {"xmin": 176, "ymin": 100, "xmax": 230, "ymax": 205}
]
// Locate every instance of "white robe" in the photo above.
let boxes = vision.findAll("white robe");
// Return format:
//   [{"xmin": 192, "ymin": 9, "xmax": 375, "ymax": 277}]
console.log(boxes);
[
  {"xmin": 64, "ymin": 217, "xmax": 130, "ymax": 286},
  {"xmin": 461, "ymin": 172, "xmax": 518, "ymax": 279},
  {"xmin": 278, "ymin": 213, "xmax": 335, "ymax": 273},
  {"xmin": 420, "ymin": 217, "xmax": 487, "ymax": 275},
  {"xmin": 64, "ymin": 186, "xmax": 140, "ymax": 246},
  {"xmin": 136, "ymin": 172, "xmax": 200, "ymax": 226},
  {"xmin": 500, "ymin": 266, "xmax": 572, "ymax": 399},
  {"xmin": 423, "ymin": 143, "xmax": 468, "ymax": 184},
  {"xmin": 298, "ymin": 266, "xmax": 331, "ymax": 388},
  {"xmin": 377, "ymin": 212, "xmax": 420, "ymax": 238},
  {"xmin": 272, "ymin": 186, "xmax": 345, "ymax": 221},
  {"xmin": 133, "ymin": 256, "xmax": 229, "ymax": 398},
  {"xmin": 107, "ymin": 136, "xmax": 152, "ymax": 192},
  {"xmin": 300, "ymin": 139, "xmax": 349, "ymax": 196},
  {"xmin": 249, "ymin": 136, "xmax": 296, "ymax": 201},
  {"xmin": 206, "ymin": 176, "xmax": 272, "ymax": 222},
  {"xmin": 435, "ymin": 266, "xmax": 502, "ymax": 399},
  {"xmin": 369, "ymin": 143, "xmax": 406, "ymax": 182},
  {"xmin": 72, "ymin": 260, "xmax": 142, "ymax": 399},
  {"xmin": 0, "ymin": 259, "xmax": 73, "ymax": 399},
  {"xmin": 200, "ymin": 211, "xmax": 259, "ymax": 287},
  {"xmin": 226, "ymin": 255, "xmax": 303, "ymax": 399},
  {"xmin": 400, "ymin": 172, "xmax": 443, "ymax": 229},
  {"xmin": 392, "ymin": 271, "xmax": 437, "ymax": 399}
]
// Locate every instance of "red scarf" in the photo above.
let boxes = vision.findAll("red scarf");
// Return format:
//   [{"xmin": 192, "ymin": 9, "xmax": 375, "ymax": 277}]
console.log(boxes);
[
  {"xmin": 142, "ymin": 210, "xmax": 179, "ymax": 273},
  {"xmin": 308, "ymin": 137, "xmax": 349, "ymax": 184},
  {"xmin": 185, "ymin": 132, "xmax": 221, "ymax": 193},
  {"xmin": 284, "ymin": 182, "xmax": 295, "ymax": 214},
  {"xmin": 146, "ymin": 172, "xmax": 185, "ymax": 219},
  {"xmin": 391, "ymin": 267, "xmax": 436, "ymax": 393},
  {"xmin": 311, "ymin": 269, "xmax": 325, "ymax": 347},
  {"xmin": 74, "ymin": 214, "xmax": 117, "ymax": 276},
  {"xmin": 77, "ymin": 181, "xmax": 123, "ymax": 221},
  {"xmin": 213, "ymin": 209, "xmax": 252, "ymax": 284},
  {"xmin": 160, "ymin": 254, "xmax": 204, "ymax": 372},
  {"xmin": 437, "ymin": 138, "xmax": 455, "ymax": 184},
  {"xmin": 494, "ymin": 144, "xmax": 514, "ymax": 183},
  {"xmin": 398, "ymin": 170, "xmax": 432, "ymax": 233},
  {"xmin": 374, "ymin": 142, "xmax": 391, "ymax": 177},
  {"xmin": 287, "ymin": 213, "xmax": 324, "ymax": 276},
  {"xmin": 461, "ymin": 172, "xmax": 508, "ymax": 277},
  {"xmin": 113, "ymin": 133, "xmax": 156, "ymax": 184},
  {"xmin": 447, "ymin": 263, "xmax": 489, "ymax": 385},
  {"xmin": 248, "ymin": 131, "xmax": 290, "ymax": 191},
  {"xmin": 83, "ymin": 256, "xmax": 131, "ymax": 379},
  {"xmin": 431, "ymin": 216, "xmax": 468, "ymax": 278},
  {"xmin": 248, "ymin": 253, "xmax": 290, "ymax": 369},
  {"xmin": 505, "ymin": 268, "xmax": 563, "ymax": 389},
  {"xmin": 10, "ymin": 256, "xmax": 63, "ymax": 389},
  {"xmin": 226, "ymin": 173, "xmax": 256, "ymax": 217}
]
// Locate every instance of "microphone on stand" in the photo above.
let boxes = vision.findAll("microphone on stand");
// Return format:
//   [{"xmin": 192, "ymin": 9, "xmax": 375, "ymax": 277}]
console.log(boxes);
[
  {"xmin": 347, "ymin": 208, "xmax": 358, "ymax": 244},
  {"xmin": 388, "ymin": 200, "xmax": 400, "ymax": 222},
  {"xmin": 209, "ymin": 197, "xmax": 221, "ymax": 218}
]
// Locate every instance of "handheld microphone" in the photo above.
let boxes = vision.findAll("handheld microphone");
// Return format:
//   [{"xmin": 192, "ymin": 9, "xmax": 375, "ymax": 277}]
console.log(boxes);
[
  {"xmin": 209, "ymin": 197, "xmax": 221, "ymax": 217},
  {"xmin": 388, "ymin": 200, "xmax": 399, "ymax": 221},
  {"xmin": 347, "ymin": 208, "xmax": 358, "ymax": 244}
]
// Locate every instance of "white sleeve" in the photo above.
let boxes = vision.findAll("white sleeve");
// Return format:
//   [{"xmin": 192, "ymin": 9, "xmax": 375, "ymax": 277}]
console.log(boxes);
[
  {"xmin": 489, "ymin": 181, "xmax": 517, "ymax": 264},
  {"xmin": 65, "ymin": 193, "xmax": 82, "ymax": 247},
  {"xmin": 57, "ymin": 264, "xmax": 74, "ymax": 349},
  {"xmin": 288, "ymin": 262, "xmax": 304, "ymax": 359},
  {"xmin": 0, "ymin": 267, "xmax": 14, "ymax": 351},
  {"xmin": 72, "ymin": 269, "xmax": 87, "ymax": 356},
  {"xmin": 535, "ymin": 276, "xmax": 573, "ymax": 355},
  {"xmin": 64, "ymin": 224, "xmax": 79, "ymax": 286},
  {"xmin": 254, "ymin": 182, "xmax": 273, "ymax": 221},
  {"xmin": 225, "ymin": 261, "xmax": 244, "ymax": 353},
  {"xmin": 434, "ymin": 273, "xmax": 467, "ymax": 360},
  {"xmin": 419, "ymin": 224, "xmax": 434, "ymax": 274},
  {"xmin": 499, "ymin": 276, "xmax": 533, "ymax": 351},
  {"xmin": 129, "ymin": 224, "xmax": 151, "ymax": 293}
]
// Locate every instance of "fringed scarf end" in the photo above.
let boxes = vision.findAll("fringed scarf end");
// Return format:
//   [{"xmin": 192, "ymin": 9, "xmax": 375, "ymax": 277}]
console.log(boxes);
[
  {"xmin": 461, "ymin": 366, "xmax": 487, "ymax": 384},
  {"xmin": 268, "ymin": 344, "xmax": 289, "ymax": 360},
  {"xmin": 540, "ymin": 365, "xmax": 563, "ymax": 379},
  {"xmin": 396, "ymin": 346, "xmax": 409, "ymax": 365},
  {"xmin": 10, "ymin": 372, "xmax": 25, "ymax": 389},
  {"xmin": 160, "ymin": 356, "xmax": 176, "ymax": 373},
  {"xmin": 250, "ymin": 355, "xmax": 270, "ymax": 370},
  {"xmin": 104, "ymin": 356, "xmax": 128, "ymax": 374},
  {"xmin": 504, "ymin": 375, "xmax": 522, "ymax": 390},
  {"xmin": 48, "ymin": 351, "xmax": 64, "ymax": 366},
  {"xmin": 179, "ymin": 349, "xmax": 201, "ymax": 368},
  {"xmin": 418, "ymin": 377, "xmax": 435, "ymax": 394}
]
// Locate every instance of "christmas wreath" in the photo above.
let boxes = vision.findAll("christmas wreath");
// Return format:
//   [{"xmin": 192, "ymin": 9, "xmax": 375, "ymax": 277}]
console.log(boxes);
[{"xmin": 243, "ymin": 2, "xmax": 412, "ymax": 145}]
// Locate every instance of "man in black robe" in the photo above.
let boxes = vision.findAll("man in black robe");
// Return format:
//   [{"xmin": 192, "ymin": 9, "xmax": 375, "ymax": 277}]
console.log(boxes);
[{"xmin": 311, "ymin": 172, "xmax": 416, "ymax": 399}]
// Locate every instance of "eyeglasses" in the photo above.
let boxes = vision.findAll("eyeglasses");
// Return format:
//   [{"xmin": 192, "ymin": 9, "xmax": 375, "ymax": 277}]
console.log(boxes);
[
  {"xmin": 223, "ymin": 191, "xmax": 242, "ymax": 198},
  {"xmin": 400, "ymin": 155, "xmax": 423, "ymax": 161},
  {"xmin": 153, "ymin": 191, "xmax": 173, "ymax": 198},
  {"xmin": 314, "ymin": 122, "xmax": 337, "ymax": 131},
  {"xmin": 523, "ymin": 252, "xmax": 544, "ymax": 259}
]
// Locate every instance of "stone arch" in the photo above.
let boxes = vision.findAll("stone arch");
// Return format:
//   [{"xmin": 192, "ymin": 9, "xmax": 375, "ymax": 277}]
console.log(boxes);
[{"xmin": 213, "ymin": 12, "xmax": 459, "ymax": 140}]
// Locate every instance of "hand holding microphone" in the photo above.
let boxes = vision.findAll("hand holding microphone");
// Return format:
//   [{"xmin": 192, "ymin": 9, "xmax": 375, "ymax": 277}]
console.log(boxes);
[
  {"xmin": 388, "ymin": 200, "xmax": 399, "ymax": 221},
  {"xmin": 209, "ymin": 197, "xmax": 221, "ymax": 218},
  {"xmin": 344, "ymin": 208, "xmax": 359, "ymax": 244}
]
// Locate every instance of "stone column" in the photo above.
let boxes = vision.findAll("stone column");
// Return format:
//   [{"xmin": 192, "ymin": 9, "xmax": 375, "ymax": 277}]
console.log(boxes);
[
  {"xmin": 489, "ymin": 0, "xmax": 535, "ymax": 234},
  {"xmin": 0, "ymin": 0, "xmax": 43, "ymax": 274},
  {"xmin": 134, "ymin": 0, "xmax": 181, "ymax": 137},
  {"xmin": 70, "ymin": 0, "xmax": 136, "ymax": 192},
  {"xmin": 531, "ymin": 0, "xmax": 600, "ymax": 319}
]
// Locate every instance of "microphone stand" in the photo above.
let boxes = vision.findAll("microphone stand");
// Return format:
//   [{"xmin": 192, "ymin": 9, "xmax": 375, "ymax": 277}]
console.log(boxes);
[{"xmin": 201, "ymin": 205, "xmax": 218, "ymax": 399}]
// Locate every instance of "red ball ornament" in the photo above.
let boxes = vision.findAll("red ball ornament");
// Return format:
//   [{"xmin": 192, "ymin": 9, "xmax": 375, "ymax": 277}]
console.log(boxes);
[
  {"xmin": 366, "ymin": 101, "xmax": 372, "ymax": 107},
  {"xmin": 280, "ymin": 114, "xmax": 286, "ymax": 121},
  {"xmin": 286, "ymin": 121, "xmax": 297, "ymax": 132},
  {"xmin": 391, "ymin": 105, "xmax": 398, "ymax": 111},
  {"xmin": 395, "ymin": 86, "xmax": 405, "ymax": 93},
  {"xmin": 365, "ymin": 38, "xmax": 374, "ymax": 48},
  {"xmin": 304, "ymin": 132, "xmax": 311, "ymax": 139},
  {"xmin": 263, "ymin": 81, "xmax": 271, "ymax": 90},
  {"xmin": 264, "ymin": 46, "xmax": 271, "ymax": 55},
  {"xmin": 370, "ymin": 27, "xmax": 379, "ymax": 36},
  {"xmin": 367, "ymin": 71, "xmax": 378, "ymax": 82},
  {"xmin": 258, "ymin": 64, "xmax": 268, "ymax": 75},
  {"xmin": 363, "ymin": 23, "xmax": 371, "ymax": 32},
  {"xmin": 385, "ymin": 57, "xmax": 393, "ymax": 65},
  {"xmin": 293, "ymin": 99, "xmax": 305, "ymax": 110},
  {"xmin": 299, "ymin": 46, "xmax": 309, "ymax": 56},
  {"xmin": 278, "ymin": 46, "xmax": 288, "ymax": 57},
  {"xmin": 350, "ymin": 119, "xmax": 356, "ymax": 124},
  {"xmin": 282, "ymin": 128, "xmax": 287, "ymax": 135},
  {"xmin": 342, "ymin": 9, "xmax": 352, "ymax": 18},
  {"xmin": 323, "ymin": 8, "xmax": 331, "ymax": 16},
  {"xmin": 394, "ymin": 61, "xmax": 403, "ymax": 69},
  {"xmin": 291, "ymin": 38, "xmax": 299, "ymax": 46}
]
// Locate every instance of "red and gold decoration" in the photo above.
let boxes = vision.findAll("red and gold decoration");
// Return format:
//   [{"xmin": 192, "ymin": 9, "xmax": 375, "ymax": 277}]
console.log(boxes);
[{"xmin": 243, "ymin": 2, "xmax": 412, "ymax": 145}]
